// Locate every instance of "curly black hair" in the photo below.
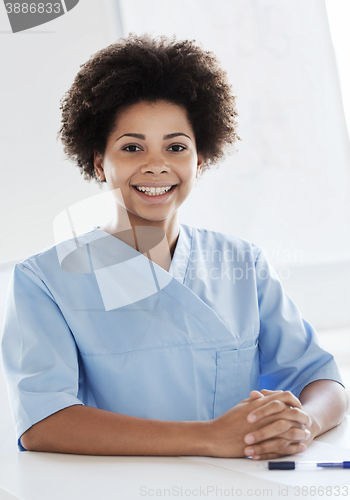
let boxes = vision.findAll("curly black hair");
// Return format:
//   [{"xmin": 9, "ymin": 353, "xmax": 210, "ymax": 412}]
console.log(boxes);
[{"xmin": 59, "ymin": 34, "xmax": 239, "ymax": 184}]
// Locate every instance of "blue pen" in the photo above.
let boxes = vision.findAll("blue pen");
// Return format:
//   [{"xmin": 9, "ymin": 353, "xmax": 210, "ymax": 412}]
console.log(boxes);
[{"xmin": 267, "ymin": 461, "xmax": 350, "ymax": 470}]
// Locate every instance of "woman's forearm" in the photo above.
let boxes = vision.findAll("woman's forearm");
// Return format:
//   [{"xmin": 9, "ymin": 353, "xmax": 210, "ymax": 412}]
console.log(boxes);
[
  {"xmin": 299, "ymin": 379, "xmax": 349, "ymax": 438},
  {"xmin": 21, "ymin": 392, "xmax": 308, "ymax": 458},
  {"xmin": 21, "ymin": 404, "xmax": 211, "ymax": 456}
]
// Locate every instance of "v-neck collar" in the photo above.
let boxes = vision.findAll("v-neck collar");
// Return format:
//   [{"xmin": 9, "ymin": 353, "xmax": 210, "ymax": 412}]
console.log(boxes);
[
  {"xmin": 87, "ymin": 223, "xmax": 193, "ymax": 285},
  {"xmin": 168, "ymin": 223, "xmax": 193, "ymax": 283}
]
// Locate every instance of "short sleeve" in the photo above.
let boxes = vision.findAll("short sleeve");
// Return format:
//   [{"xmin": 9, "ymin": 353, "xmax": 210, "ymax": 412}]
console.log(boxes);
[
  {"xmin": 1, "ymin": 263, "xmax": 84, "ymax": 451},
  {"xmin": 255, "ymin": 250, "xmax": 344, "ymax": 397}
]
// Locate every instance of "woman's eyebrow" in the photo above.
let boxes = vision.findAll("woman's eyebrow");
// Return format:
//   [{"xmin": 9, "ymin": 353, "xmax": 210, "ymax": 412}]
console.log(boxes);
[
  {"xmin": 116, "ymin": 133, "xmax": 145, "ymax": 142},
  {"xmin": 164, "ymin": 133, "xmax": 192, "ymax": 141},
  {"xmin": 116, "ymin": 132, "xmax": 192, "ymax": 142}
]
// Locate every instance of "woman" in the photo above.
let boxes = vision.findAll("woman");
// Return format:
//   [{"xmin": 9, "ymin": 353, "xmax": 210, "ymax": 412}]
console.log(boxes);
[{"xmin": 1, "ymin": 34, "xmax": 348, "ymax": 460}]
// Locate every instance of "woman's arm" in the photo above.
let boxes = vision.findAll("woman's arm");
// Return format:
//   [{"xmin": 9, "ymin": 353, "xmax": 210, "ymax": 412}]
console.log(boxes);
[
  {"xmin": 21, "ymin": 392, "xmax": 306, "ymax": 457},
  {"xmin": 21, "ymin": 405, "xmax": 209, "ymax": 456}
]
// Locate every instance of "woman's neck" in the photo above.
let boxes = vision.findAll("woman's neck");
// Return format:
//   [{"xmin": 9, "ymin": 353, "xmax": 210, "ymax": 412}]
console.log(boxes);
[{"xmin": 100, "ymin": 208, "xmax": 180, "ymax": 271}]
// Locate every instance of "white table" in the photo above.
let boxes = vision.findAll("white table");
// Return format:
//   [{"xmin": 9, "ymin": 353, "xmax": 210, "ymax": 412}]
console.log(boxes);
[{"xmin": 0, "ymin": 418, "xmax": 349, "ymax": 500}]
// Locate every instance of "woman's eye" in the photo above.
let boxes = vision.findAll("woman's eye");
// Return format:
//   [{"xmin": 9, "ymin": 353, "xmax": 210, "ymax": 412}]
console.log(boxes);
[
  {"xmin": 168, "ymin": 144, "xmax": 186, "ymax": 152},
  {"xmin": 122, "ymin": 145, "xmax": 141, "ymax": 152}
]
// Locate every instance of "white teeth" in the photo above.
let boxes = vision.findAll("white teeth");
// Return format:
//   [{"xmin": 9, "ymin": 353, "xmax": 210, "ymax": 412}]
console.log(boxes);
[{"xmin": 135, "ymin": 185, "xmax": 174, "ymax": 196}]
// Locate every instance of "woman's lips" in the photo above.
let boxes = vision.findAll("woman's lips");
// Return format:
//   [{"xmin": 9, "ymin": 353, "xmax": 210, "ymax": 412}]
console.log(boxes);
[{"xmin": 132, "ymin": 185, "xmax": 177, "ymax": 203}]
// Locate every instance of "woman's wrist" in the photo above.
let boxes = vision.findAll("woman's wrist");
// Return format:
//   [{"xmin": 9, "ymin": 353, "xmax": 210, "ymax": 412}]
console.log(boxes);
[
  {"xmin": 301, "ymin": 405, "xmax": 322, "ymax": 441},
  {"xmin": 199, "ymin": 414, "xmax": 245, "ymax": 458},
  {"xmin": 193, "ymin": 420, "xmax": 217, "ymax": 456}
]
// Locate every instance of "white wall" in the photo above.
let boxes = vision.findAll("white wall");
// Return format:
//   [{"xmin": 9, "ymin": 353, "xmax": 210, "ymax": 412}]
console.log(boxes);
[
  {"xmin": 326, "ymin": 0, "xmax": 350, "ymax": 140},
  {"xmin": 119, "ymin": 0, "xmax": 350, "ymax": 328},
  {"xmin": 119, "ymin": 0, "xmax": 350, "ymax": 264},
  {"xmin": 0, "ymin": 0, "xmax": 122, "ymax": 262}
]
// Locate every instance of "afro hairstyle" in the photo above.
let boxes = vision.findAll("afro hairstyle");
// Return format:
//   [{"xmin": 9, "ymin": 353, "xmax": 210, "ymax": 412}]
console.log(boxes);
[{"xmin": 59, "ymin": 34, "xmax": 239, "ymax": 183}]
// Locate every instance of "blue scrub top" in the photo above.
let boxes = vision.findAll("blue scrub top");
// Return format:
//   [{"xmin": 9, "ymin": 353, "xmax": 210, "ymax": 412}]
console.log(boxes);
[{"xmin": 1, "ymin": 224, "xmax": 343, "ymax": 451}]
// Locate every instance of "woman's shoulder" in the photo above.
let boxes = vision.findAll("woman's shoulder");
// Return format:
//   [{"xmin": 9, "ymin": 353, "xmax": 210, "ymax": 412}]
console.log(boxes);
[{"xmin": 16, "ymin": 226, "xmax": 101, "ymax": 277}]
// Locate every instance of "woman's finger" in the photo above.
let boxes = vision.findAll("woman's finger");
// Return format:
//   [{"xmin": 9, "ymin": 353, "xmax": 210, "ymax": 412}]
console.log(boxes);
[
  {"xmin": 248, "ymin": 404, "xmax": 312, "ymax": 426},
  {"xmin": 247, "ymin": 394, "xmax": 306, "ymax": 424},
  {"xmin": 243, "ymin": 390, "xmax": 300, "ymax": 409},
  {"xmin": 244, "ymin": 417, "xmax": 310, "ymax": 445},
  {"xmin": 244, "ymin": 389, "xmax": 283, "ymax": 403},
  {"xmin": 261, "ymin": 391, "xmax": 302, "ymax": 409},
  {"xmin": 245, "ymin": 424, "xmax": 311, "ymax": 446},
  {"xmin": 248, "ymin": 390, "xmax": 265, "ymax": 400},
  {"xmin": 259, "ymin": 389, "xmax": 283, "ymax": 396},
  {"xmin": 247, "ymin": 399, "xmax": 286, "ymax": 422},
  {"xmin": 278, "ymin": 427, "xmax": 311, "ymax": 442},
  {"xmin": 244, "ymin": 439, "xmax": 307, "ymax": 460},
  {"xmin": 250, "ymin": 447, "xmax": 307, "ymax": 461},
  {"xmin": 240, "ymin": 390, "xmax": 265, "ymax": 403}
]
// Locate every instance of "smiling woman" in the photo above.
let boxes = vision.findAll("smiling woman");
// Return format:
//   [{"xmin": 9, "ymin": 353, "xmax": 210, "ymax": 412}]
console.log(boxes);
[
  {"xmin": 1, "ymin": 34, "xmax": 348, "ymax": 460},
  {"xmin": 57, "ymin": 34, "xmax": 239, "ymax": 264}
]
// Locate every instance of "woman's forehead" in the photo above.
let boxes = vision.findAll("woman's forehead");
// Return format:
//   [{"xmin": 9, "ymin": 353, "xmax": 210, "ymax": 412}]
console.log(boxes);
[{"xmin": 111, "ymin": 100, "xmax": 194, "ymax": 135}]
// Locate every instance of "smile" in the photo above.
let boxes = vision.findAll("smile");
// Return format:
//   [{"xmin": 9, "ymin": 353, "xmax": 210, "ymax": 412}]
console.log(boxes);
[{"xmin": 134, "ymin": 185, "xmax": 175, "ymax": 196}]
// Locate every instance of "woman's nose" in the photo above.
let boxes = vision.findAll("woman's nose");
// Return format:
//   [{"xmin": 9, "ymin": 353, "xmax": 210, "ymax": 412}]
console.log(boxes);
[{"xmin": 140, "ymin": 157, "xmax": 171, "ymax": 175}]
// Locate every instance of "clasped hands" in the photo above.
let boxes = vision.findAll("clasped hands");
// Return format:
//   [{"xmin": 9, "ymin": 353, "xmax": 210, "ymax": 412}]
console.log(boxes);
[
  {"xmin": 243, "ymin": 389, "xmax": 314, "ymax": 460},
  {"xmin": 211, "ymin": 389, "xmax": 315, "ymax": 460}
]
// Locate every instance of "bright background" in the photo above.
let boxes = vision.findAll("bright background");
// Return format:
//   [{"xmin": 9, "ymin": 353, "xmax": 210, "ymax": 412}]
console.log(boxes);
[
  {"xmin": 1, "ymin": 0, "xmax": 350, "ymax": 329},
  {"xmin": 0, "ymin": 0, "xmax": 349, "ymax": 452}
]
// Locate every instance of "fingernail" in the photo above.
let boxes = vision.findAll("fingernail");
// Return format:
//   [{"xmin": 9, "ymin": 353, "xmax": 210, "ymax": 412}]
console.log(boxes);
[
  {"xmin": 300, "ymin": 443, "xmax": 307, "ymax": 451},
  {"xmin": 247, "ymin": 414, "xmax": 256, "ymax": 423},
  {"xmin": 245, "ymin": 447, "xmax": 254, "ymax": 456},
  {"xmin": 245, "ymin": 434, "xmax": 255, "ymax": 444},
  {"xmin": 305, "ymin": 429, "xmax": 311, "ymax": 437}
]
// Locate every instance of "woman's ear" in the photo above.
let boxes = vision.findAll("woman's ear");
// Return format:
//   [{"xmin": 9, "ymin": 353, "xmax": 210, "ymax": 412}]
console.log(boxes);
[
  {"xmin": 196, "ymin": 154, "xmax": 204, "ymax": 178},
  {"xmin": 94, "ymin": 151, "xmax": 106, "ymax": 181}
]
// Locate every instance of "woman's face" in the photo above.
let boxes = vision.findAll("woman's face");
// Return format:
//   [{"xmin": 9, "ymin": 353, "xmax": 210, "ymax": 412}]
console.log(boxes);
[{"xmin": 94, "ymin": 100, "xmax": 203, "ymax": 226}]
